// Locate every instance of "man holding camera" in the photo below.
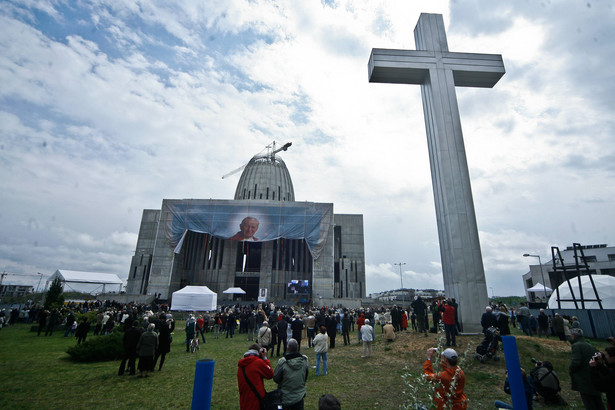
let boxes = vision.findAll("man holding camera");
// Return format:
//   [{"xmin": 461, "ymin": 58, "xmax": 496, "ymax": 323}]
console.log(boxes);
[
  {"xmin": 589, "ymin": 345, "xmax": 615, "ymax": 409},
  {"xmin": 569, "ymin": 328, "xmax": 605, "ymax": 409},
  {"xmin": 423, "ymin": 347, "xmax": 468, "ymax": 409},
  {"xmin": 237, "ymin": 343, "xmax": 273, "ymax": 410}
]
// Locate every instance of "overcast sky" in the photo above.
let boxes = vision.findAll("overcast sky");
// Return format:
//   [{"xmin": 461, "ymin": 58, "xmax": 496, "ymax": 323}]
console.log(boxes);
[{"xmin": 1, "ymin": 0, "xmax": 614, "ymax": 297}]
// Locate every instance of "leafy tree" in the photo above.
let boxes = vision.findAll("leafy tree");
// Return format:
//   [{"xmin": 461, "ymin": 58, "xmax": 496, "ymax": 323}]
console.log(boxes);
[{"xmin": 44, "ymin": 277, "xmax": 65, "ymax": 310}]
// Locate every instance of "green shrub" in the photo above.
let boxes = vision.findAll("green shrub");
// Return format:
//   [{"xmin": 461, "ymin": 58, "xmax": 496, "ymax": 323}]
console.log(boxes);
[
  {"xmin": 66, "ymin": 330, "xmax": 124, "ymax": 362},
  {"xmin": 74, "ymin": 310, "xmax": 99, "ymax": 325}
]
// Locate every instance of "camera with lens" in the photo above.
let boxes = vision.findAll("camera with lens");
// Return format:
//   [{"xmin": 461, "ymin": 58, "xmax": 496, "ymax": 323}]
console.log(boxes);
[
  {"xmin": 531, "ymin": 358, "xmax": 543, "ymax": 366},
  {"xmin": 592, "ymin": 352, "xmax": 605, "ymax": 361}
]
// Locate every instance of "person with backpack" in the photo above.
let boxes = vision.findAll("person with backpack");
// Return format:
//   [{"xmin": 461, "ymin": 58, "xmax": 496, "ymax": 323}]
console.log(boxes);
[
  {"xmin": 258, "ymin": 321, "xmax": 273, "ymax": 352},
  {"xmin": 185, "ymin": 314, "xmax": 197, "ymax": 352},
  {"xmin": 530, "ymin": 360, "xmax": 566, "ymax": 405}
]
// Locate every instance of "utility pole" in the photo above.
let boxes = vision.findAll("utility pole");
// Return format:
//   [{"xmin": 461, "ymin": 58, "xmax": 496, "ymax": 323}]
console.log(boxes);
[
  {"xmin": 36, "ymin": 272, "xmax": 43, "ymax": 293},
  {"xmin": 0, "ymin": 271, "xmax": 5, "ymax": 298},
  {"xmin": 394, "ymin": 262, "xmax": 406, "ymax": 290},
  {"xmin": 523, "ymin": 253, "xmax": 549, "ymax": 307}
]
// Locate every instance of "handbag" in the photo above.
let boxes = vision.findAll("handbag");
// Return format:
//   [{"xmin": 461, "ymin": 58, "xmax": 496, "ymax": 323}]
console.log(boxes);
[{"xmin": 241, "ymin": 366, "xmax": 283, "ymax": 410}]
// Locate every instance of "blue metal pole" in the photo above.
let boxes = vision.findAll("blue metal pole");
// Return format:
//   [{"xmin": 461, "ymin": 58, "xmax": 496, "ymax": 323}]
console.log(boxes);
[
  {"xmin": 501, "ymin": 336, "xmax": 528, "ymax": 410},
  {"xmin": 191, "ymin": 359, "xmax": 215, "ymax": 410}
]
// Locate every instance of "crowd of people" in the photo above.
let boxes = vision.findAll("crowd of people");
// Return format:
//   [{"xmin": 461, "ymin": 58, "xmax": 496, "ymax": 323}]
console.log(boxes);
[{"xmin": 2, "ymin": 296, "xmax": 614, "ymax": 409}]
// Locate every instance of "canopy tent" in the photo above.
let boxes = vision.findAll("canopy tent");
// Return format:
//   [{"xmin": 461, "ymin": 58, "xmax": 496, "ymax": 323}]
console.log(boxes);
[
  {"xmin": 527, "ymin": 283, "xmax": 552, "ymax": 293},
  {"xmin": 47, "ymin": 269, "xmax": 124, "ymax": 294},
  {"xmin": 223, "ymin": 287, "xmax": 246, "ymax": 294},
  {"xmin": 170, "ymin": 286, "xmax": 217, "ymax": 311},
  {"xmin": 548, "ymin": 275, "xmax": 615, "ymax": 309}
]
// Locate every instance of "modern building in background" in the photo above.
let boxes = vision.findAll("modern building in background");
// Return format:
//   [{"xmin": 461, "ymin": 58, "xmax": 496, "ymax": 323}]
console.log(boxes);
[
  {"xmin": 523, "ymin": 244, "xmax": 615, "ymax": 302},
  {"xmin": 125, "ymin": 144, "xmax": 366, "ymax": 304},
  {"xmin": 0, "ymin": 283, "xmax": 34, "ymax": 297}
]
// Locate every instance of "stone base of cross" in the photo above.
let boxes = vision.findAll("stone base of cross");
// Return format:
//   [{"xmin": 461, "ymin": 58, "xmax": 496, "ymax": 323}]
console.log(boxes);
[{"xmin": 368, "ymin": 13, "xmax": 505, "ymax": 333}]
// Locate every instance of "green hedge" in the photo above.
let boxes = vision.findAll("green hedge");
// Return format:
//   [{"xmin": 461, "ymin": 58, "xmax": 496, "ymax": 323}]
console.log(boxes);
[{"xmin": 66, "ymin": 330, "xmax": 124, "ymax": 362}]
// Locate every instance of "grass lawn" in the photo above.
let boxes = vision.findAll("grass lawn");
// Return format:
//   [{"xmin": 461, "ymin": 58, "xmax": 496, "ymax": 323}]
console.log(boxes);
[{"xmin": 0, "ymin": 323, "xmax": 605, "ymax": 409}]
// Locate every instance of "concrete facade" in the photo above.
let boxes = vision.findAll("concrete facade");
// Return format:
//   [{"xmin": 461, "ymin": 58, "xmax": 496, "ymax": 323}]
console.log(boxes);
[{"xmin": 126, "ymin": 151, "xmax": 366, "ymax": 305}]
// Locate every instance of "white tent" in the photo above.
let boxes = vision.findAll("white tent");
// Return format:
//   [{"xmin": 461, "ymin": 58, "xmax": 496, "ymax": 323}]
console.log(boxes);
[
  {"xmin": 527, "ymin": 283, "xmax": 552, "ymax": 293},
  {"xmin": 223, "ymin": 287, "xmax": 246, "ymax": 294},
  {"xmin": 48, "ymin": 269, "xmax": 124, "ymax": 294},
  {"xmin": 548, "ymin": 275, "xmax": 615, "ymax": 309},
  {"xmin": 171, "ymin": 286, "xmax": 217, "ymax": 311}
]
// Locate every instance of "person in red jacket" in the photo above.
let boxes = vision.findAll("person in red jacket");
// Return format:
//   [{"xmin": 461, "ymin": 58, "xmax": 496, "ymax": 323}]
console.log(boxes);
[
  {"xmin": 401, "ymin": 311, "xmax": 408, "ymax": 331},
  {"xmin": 237, "ymin": 343, "xmax": 273, "ymax": 410},
  {"xmin": 440, "ymin": 299, "xmax": 457, "ymax": 347},
  {"xmin": 423, "ymin": 347, "xmax": 468, "ymax": 410},
  {"xmin": 356, "ymin": 313, "xmax": 365, "ymax": 344}
]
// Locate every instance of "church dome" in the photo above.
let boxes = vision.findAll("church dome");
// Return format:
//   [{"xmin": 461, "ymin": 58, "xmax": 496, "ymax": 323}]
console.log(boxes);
[{"xmin": 234, "ymin": 153, "xmax": 295, "ymax": 201}]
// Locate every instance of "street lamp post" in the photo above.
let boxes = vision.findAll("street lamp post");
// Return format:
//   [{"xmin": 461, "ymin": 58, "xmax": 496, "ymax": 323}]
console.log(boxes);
[
  {"xmin": 523, "ymin": 253, "xmax": 548, "ymax": 307},
  {"xmin": 36, "ymin": 272, "xmax": 43, "ymax": 293},
  {"xmin": 394, "ymin": 262, "xmax": 406, "ymax": 290}
]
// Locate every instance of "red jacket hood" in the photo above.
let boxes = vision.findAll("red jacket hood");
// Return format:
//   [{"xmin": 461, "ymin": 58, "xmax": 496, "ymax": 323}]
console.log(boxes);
[{"xmin": 238, "ymin": 353, "xmax": 261, "ymax": 368}]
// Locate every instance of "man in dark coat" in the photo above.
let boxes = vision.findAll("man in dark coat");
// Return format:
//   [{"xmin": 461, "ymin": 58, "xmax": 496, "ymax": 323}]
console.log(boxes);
[
  {"xmin": 290, "ymin": 316, "xmax": 303, "ymax": 349},
  {"xmin": 480, "ymin": 306, "xmax": 497, "ymax": 335},
  {"xmin": 411, "ymin": 296, "xmax": 428, "ymax": 333},
  {"xmin": 45, "ymin": 309, "xmax": 60, "ymax": 336},
  {"xmin": 226, "ymin": 311, "xmax": 237, "ymax": 338},
  {"xmin": 341, "ymin": 311, "xmax": 350, "ymax": 345},
  {"xmin": 589, "ymin": 346, "xmax": 615, "ymax": 409},
  {"xmin": 276, "ymin": 316, "xmax": 288, "ymax": 357},
  {"xmin": 325, "ymin": 314, "xmax": 338, "ymax": 349},
  {"xmin": 118, "ymin": 320, "xmax": 143, "ymax": 376},
  {"xmin": 37, "ymin": 309, "xmax": 48, "ymax": 336},
  {"xmin": 553, "ymin": 313, "xmax": 565, "ymax": 341},
  {"xmin": 154, "ymin": 314, "xmax": 175, "ymax": 371},
  {"xmin": 75, "ymin": 317, "xmax": 90, "ymax": 345},
  {"xmin": 537, "ymin": 309, "xmax": 549, "ymax": 338},
  {"xmin": 63, "ymin": 312, "xmax": 75, "ymax": 337},
  {"xmin": 569, "ymin": 328, "xmax": 604, "ymax": 409}
]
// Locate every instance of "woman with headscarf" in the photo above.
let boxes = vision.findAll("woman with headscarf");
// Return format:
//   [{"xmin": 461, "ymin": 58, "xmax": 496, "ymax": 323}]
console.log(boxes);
[{"xmin": 137, "ymin": 323, "xmax": 158, "ymax": 378}]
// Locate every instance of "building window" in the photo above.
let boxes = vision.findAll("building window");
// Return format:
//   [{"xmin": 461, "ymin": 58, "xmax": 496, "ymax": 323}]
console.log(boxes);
[
  {"xmin": 600, "ymin": 268, "xmax": 615, "ymax": 276},
  {"xmin": 608, "ymin": 254, "xmax": 615, "ymax": 261}
]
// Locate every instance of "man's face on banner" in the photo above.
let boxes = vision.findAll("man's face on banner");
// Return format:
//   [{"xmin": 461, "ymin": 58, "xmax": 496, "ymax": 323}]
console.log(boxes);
[{"xmin": 240, "ymin": 217, "xmax": 259, "ymax": 239}]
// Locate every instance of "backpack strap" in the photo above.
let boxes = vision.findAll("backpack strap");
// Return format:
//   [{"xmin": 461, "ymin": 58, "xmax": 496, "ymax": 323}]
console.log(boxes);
[{"xmin": 241, "ymin": 366, "xmax": 264, "ymax": 402}]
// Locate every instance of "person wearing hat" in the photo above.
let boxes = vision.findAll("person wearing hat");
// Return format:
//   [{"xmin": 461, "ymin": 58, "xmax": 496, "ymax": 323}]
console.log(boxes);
[{"xmin": 423, "ymin": 347, "xmax": 468, "ymax": 409}]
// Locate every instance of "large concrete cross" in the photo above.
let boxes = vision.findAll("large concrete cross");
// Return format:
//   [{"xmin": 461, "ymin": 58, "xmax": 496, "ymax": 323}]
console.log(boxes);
[{"xmin": 368, "ymin": 13, "xmax": 505, "ymax": 333}]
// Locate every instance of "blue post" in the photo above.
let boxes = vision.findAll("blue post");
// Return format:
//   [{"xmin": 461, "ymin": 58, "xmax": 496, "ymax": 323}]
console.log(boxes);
[
  {"xmin": 501, "ymin": 336, "xmax": 528, "ymax": 410},
  {"xmin": 192, "ymin": 359, "xmax": 215, "ymax": 410}
]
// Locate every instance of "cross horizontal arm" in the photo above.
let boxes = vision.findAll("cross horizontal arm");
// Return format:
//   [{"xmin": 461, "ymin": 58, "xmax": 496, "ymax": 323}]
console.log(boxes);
[
  {"xmin": 368, "ymin": 48, "xmax": 432, "ymax": 84},
  {"xmin": 368, "ymin": 48, "xmax": 505, "ymax": 88},
  {"xmin": 441, "ymin": 52, "xmax": 505, "ymax": 88}
]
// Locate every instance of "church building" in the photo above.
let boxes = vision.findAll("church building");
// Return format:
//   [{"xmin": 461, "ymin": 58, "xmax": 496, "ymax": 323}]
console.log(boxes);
[{"xmin": 125, "ymin": 143, "xmax": 366, "ymax": 304}]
